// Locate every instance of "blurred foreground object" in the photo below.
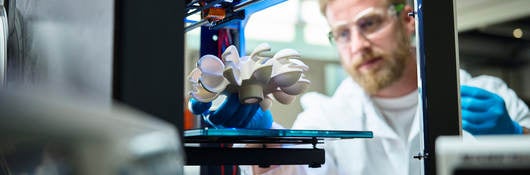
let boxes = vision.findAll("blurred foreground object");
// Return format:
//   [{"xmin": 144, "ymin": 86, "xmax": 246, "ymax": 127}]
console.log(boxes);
[
  {"xmin": 436, "ymin": 135, "xmax": 530, "ymax": 175},
  {"xmin": 0, "ymin": 89, "xmax": 184, "ymax": 175}
]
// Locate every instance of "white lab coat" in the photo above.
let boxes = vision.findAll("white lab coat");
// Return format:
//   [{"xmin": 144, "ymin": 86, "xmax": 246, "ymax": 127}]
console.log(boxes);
[{"xmin": 241, "ymin": 70, "xmax": 530, "ymax": 175}]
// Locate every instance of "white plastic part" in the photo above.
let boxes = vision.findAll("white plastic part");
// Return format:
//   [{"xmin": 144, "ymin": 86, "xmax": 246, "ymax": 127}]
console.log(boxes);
[
  {"xmin": 259, "ymin": 96, "xmax": 273, "ymax": 110},
  {"xmin": 288, "ymin": 59, "xmax": 309, "ymax": 71},
  {"xmin": 187, "ymin": 43, "xmax": 311, "ymax": 105},
  {"xmin": 190, "ymin": 83, "xmax": 219, "ymax": 102},
  {"xmin": 281, "ymin": 78, "xmax": 311, "ymax": 95},
  {"xmin": 198, "ymin": 54, "xmax": 225, "ymax": 74},
  {"xmin": 271, "ymin": 70, "xmax": 303, "ymax": 87},
  {"xmin": 272, "ymin": 90, "xmax": 296, "ymax": 104},
  {"xmin": 272, "ymin": 48, "xmax": 301, "ymax": 61},
  {"xmin": 249, "ymin": 43, "xmax": 271, "ymax": 61},
  {"xmin": 222, "ymin": 45, "xmax": 240, "ymax": 65},
  {"xmin": 197, "ymin": 55, "xmax": 228, "ymax": 93},
  {"xmin": 198, "ymin": 74, "xmax": 228, "ymax": 93},
  {"xmin": 251, "ymin": 64, "xmax": 272, "ymax": 84}
]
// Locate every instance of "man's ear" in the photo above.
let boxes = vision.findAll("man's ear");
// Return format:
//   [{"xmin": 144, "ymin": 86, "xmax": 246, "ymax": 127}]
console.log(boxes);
[{"xmin": 402, "ymin": 5, "xmax": 415, "ymax": 35}]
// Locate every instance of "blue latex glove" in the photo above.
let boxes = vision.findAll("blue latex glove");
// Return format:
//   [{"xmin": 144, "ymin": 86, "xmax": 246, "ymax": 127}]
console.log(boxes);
[
  {"xmin": 189, "ymin": 93, "xmax": 273, "ymax": 129},
  {"xmin": 460, "ymin": 85, "xmax": 523, "ymax": 135}
]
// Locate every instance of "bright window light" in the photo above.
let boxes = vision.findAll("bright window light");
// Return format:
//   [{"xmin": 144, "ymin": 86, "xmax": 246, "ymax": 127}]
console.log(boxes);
[
  {"xmin": 301, "ymin": 0, "xmax": 331, "ymax": 45},
  {"xmin": 245, "ymin": 0, "xmax": 299, "ymax": 42}
]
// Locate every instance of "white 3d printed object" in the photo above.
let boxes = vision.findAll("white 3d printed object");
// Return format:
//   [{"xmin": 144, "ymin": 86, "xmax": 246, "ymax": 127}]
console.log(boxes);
[{"xmin": 187, "ymin": 43, "xmax": 310, "ymax": 110}]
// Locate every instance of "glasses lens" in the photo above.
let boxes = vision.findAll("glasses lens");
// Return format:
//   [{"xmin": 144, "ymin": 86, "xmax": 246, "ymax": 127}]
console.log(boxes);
[
  {"xmin": 327, "ymin": 6, "xmax": 395, "ymax": 46},
  {"xmin": 330, "ymin": 26, "xmax": 351, "ymax": 44},
  {"xmin": 356, "ymin": 14, "xmax": 385, "ymax": 36}
]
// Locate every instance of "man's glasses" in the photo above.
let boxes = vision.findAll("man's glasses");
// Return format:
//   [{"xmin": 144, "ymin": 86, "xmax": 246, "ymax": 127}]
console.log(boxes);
[{"xmin": 327, "ymin": 4, "xmax": 405, "ymax": 46}]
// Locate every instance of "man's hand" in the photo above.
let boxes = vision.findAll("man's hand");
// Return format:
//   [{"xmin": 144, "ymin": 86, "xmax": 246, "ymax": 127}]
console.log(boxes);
[
  {"xmin": 461, "ymin": 85, "xmax": 523, "ymax": 135},
  {"xmin": 189, "ymin": 93, "xmax": 273, "ymax": 129}
]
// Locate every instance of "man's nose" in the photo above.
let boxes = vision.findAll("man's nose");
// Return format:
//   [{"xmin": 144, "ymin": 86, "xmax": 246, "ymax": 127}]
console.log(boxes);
[{"xmin": 349, "ymin": 30, "xmax": 371, "ymax": 52}]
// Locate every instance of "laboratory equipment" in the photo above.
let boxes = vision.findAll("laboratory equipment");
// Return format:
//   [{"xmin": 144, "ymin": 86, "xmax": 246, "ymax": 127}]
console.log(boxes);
[{"xmin": 436, "ymin": 135, "xmax": 530, "ymax": 175}]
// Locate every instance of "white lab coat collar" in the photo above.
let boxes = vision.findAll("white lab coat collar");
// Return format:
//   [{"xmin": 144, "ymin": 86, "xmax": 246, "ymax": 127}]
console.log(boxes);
[
  {"xmin": 409, "ymin": 107, "xmax": 420, "ymax": 143},
  {"xmin": 365, "ymin": 91, "xmax": 422, "ymax": 142},
  {"xmin": 362, "ymin": 93, "xmax": 401, "ymax": 139}
]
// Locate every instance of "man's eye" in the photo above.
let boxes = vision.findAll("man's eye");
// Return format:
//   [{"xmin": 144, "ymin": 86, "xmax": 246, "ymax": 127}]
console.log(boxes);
[
  {"xmin": 357, "ymin": 16, "xmax": 383, "ymax": 34},
  {"xmin": 336, "ymin": 29, "xmax": 350, "ymax": 41}
]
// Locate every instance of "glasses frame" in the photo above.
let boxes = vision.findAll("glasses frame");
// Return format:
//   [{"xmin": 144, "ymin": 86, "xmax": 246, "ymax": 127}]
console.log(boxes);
[{"xmin": 327, "ymin": 3, "xmax": 405, "ymax": 45}]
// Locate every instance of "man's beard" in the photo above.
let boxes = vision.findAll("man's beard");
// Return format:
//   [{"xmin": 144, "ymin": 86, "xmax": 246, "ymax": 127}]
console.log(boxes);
[{"xmin": 346, "ymin": 27, "xmax": 411, "ymax": 95}]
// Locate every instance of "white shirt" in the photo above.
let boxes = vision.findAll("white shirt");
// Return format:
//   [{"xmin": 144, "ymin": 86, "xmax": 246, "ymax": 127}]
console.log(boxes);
[
  {"xmin": 372, "ymin": 91, "xmax": 418, "ymax": 143},
  {"xmin": 243, "ymin": 70, "xmax": 530, "ymax": 175}
]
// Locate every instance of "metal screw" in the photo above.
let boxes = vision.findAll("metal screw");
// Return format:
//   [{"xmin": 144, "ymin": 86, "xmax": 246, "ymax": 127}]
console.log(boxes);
[{"xmin": 413, "ymin": 152, "xmax": 429, "ymax": 160}]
